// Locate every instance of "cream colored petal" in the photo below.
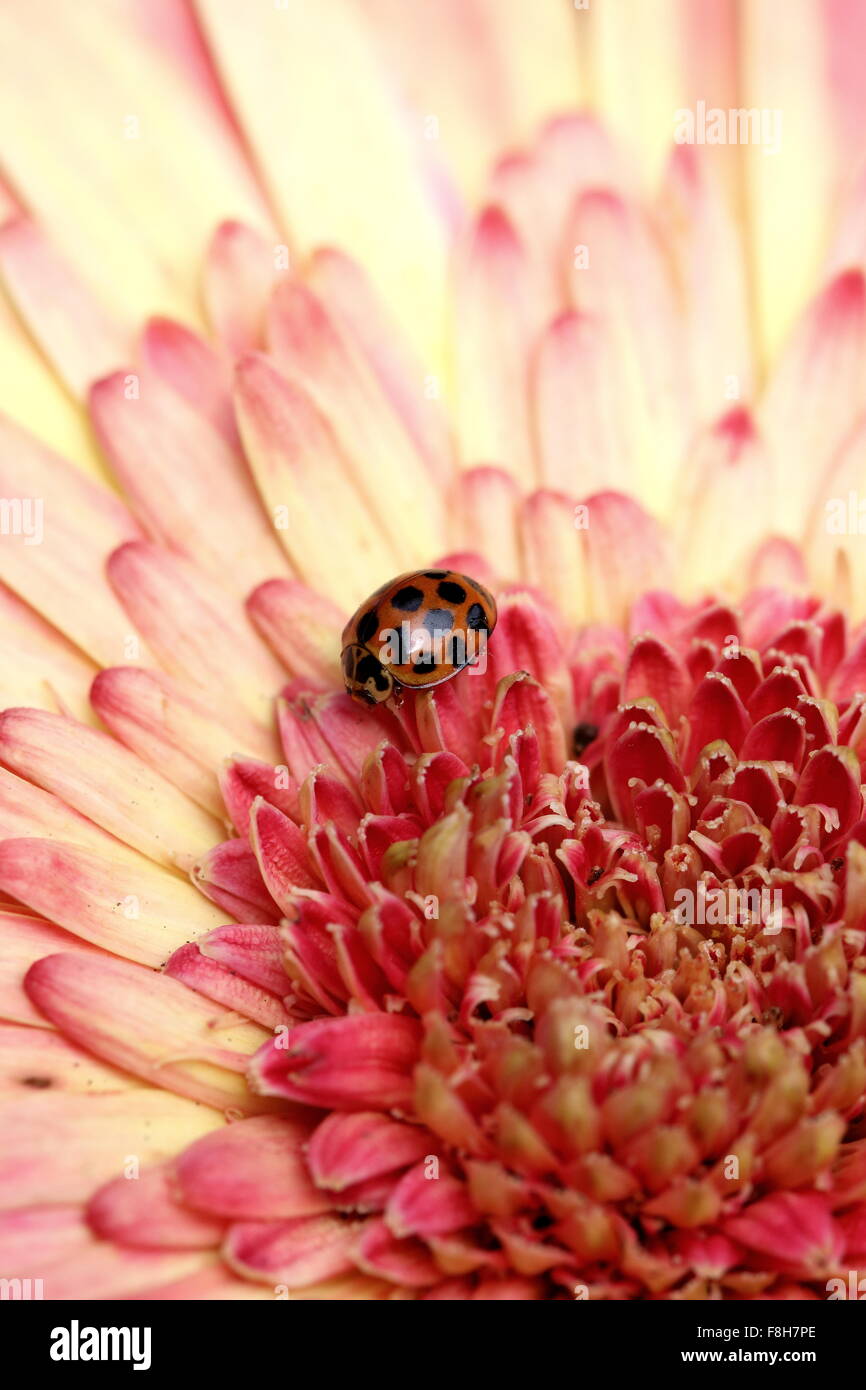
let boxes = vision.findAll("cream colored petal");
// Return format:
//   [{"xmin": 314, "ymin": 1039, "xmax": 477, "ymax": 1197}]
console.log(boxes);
[
  {"xmin": 0, "ymin": 418, "xmax": 149, "ymax": 666},
  {"xmin": 0, "ymin": 218, "xmax": 128, "ymax": 396},
  {"xmin": 588, "ymin": 0, "xmax": 738, "ymax": 192},
  {"xmin": 519, "ymin": 490, "xmax": 589, "ymax": 626},
  {"xmin": 568, "ymin": 190, "xmax": 688, "ymax": 514},
  {"xmin": 203, "ymin": 220, "xmax": 280, "ymax": 354},
  {"xmin": 196, "ymin": 0, "xmax": 450, "ymax": 373},
  {"xmin": 658, "ymin": 146, "xmax": 754, "ymax": 422},
  {"xmin": 90, "ymin": 368, "xmax": 289, "ymax": 600},
  {"xmin": 0, "ymin": 284, "xmax": 113, "ymax": 483},
  {"xmin": 0, "ymin": 839, "xmax": 226, "ymax": 965},
  {"xmin": 458, "ymin": 467, "xmax": 522, "ymax": 582},
  {"xmin": 532, "ymin": 310, "xmax": 638, "ymax": 497},
  {"xmin": 107, "ymin": 542, "xmax": 285, "ymax": 729},
  {"xmin": 0, "ymin": 912, "xmax": 103, "ymax": 1029},
  {"xmin": 0, "ymin": 766, "xmax": 147, "ymax": 867},
  {"xmin": 357, "ymin": 0, "xmax": 584, "ymax": 199},
  {"xmin": 0, "ymin": 0, "xmax": 272, "ymax": 334},
  {"xmin": 267, "ymin": 280, "xmax": 446, "ymax": 562},
  {"xmin": 307, "ymin": 247, "xmax": 455, "ymax": 489},
  {"xmin": 453, "ymin": 207, "xmax": 540, "ymax": 489},
  {"xmin": 0, "ymin": 1088, "xmax": 225, "ymax": 1209},
  {"xmin": 0, "ymin": 584, "xmax": 97, "ymax": 724},
  {"xmin": 804, "ymin": 416, "xmax": 866, "ymax": 616},
  {"xmin": 0, "ymin": 708, "xmax": 223, "ymax": 873},
  {"xmin": 741, "ymin": 0, "xmax": 837, "ymax": 365},
  {"xmin": 26, "ymin": 952, "xmax": 273, "ymax": 1111},
  {"xmin": 761, "ymin": 271, "xmax": 866, "ymax": 535},
  {"xmin": 0, "ymin": 1024, "xmax": 145, "ymax": 1095},
  {"xmin": 674, "ymin": 409, "xmax": 775, "ymax": 597},
  {"xmin": 234, "ymin": 354, "xmax": 400, "ymax": 611},
  {"xmin": 91, "ymin": 667, "xmax": 276, "ymax": 816}
]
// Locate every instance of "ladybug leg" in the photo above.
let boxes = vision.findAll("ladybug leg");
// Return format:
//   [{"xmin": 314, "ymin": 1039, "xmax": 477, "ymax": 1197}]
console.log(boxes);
[{"xmin": 388, "ymin": 684, "xmax": 404, "ymax": 710}]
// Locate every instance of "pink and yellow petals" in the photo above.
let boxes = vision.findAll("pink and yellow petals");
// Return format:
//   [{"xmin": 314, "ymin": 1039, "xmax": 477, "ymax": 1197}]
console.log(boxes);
[
  {"xmin": 0, "ymin": 839, "xmax": 224, "ymax": 965},
  {"xmin": 25, "ymin": 952, "xmax": 273, "ymax": 1111},
  {"xmin": 761, "ymin": 270, "xmax": 866, "ymax": 535},
  {"xmin": 0, "ymin": 1023, "xmax": 145, "ymax": 1096},
  {"xmin": 0, "ymin": 1088, "xmax": 224, "ymax": 1208},
  {"xmin": 0, "ymin": 0, "xmax": 271, "ymax": 334},
  {"xmin": 0, "ymin": 584, "xmax": 97, "ymax": 723},
  {"xmin": 106, "ymin": 542, "xmax": 285, "ymax": 730},
  {"xmin": 0, "ymin": 912, "xmax": 103, "ymax": 1029},
  {"xmin": 174, "ymin": 1116, "xmax": 327, "ymax": 1221},
  {"xmin": 91, "ymin": 667, "xmax": 275, "ymax": 816},
  {"xmin": 0, "ymin": 417, "xmax": 147, "ymax": 666},
  {"xmin": 267, "ymin": 279, "xmax": 446, "ymax": 562},
  {"xmin": 675, "ymin": 410, "xmax": 775, "ymax": 596},
  {"xmin": 90, "ymin": 368, "xmax": 289, "ymax": 599},
  {"xmin": 247, "ymin": 579, "xmax": 345, "ymax": 686},
  {"xmin": 88, "ymin": 1164, "xmax": 226, "ymax": 1250},
  {"xmin": 234, "ymin": 354, "xmax": 398, "ymax": 610},
  {"xmin": 454, "ymin": 207, "xmax": 538, "ymax": 489},
  {"xmin": 0, "ymin": 707, "xmax": 222, "ymax": 871},
  {"xmin": 0, "ymin": 217, "xmax": 128, "ymax": 399},
  {"xmin": 223, "ymin": 1214, "xmax": 361, "ymax": 1287},
  {"xmin": 0, "ymin": 1204, "xmax": 218, "ymax": 1299},
  {"xmin": 197, "ymin": 0, "xmax": 450, "ymax": 373},
  {"xmin": 204, "ymin": 221, "xmax": 280, "ymax": 355}
]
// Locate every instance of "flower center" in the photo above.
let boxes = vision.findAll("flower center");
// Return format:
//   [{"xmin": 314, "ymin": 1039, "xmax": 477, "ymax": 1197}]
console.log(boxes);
[{"xmin": 171, "ymin": 584, "xmax": 866, "ymax": 1297}]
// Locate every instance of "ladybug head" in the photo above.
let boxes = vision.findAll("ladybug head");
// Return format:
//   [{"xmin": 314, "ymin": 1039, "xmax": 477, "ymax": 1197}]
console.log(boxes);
[{"xmin": 341, "ymin": 643, "xmax": 394, "ymax": 706}]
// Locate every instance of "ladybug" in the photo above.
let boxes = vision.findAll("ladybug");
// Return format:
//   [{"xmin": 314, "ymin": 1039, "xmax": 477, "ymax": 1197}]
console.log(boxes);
[{"xmin": 341, "ymin": 569, "xmax": 497, "ymax": 705}]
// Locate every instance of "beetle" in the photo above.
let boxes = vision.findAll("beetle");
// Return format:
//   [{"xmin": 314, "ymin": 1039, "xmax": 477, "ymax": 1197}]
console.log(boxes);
[{"xmin": 341, "ymin": 569, "xmax": 497, "ymax": 705}]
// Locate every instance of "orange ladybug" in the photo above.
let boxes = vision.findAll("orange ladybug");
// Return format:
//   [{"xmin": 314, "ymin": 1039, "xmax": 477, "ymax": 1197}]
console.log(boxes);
[{"xmin": 341, "ymin": 569, "xmax": 497, "ymax": 705}]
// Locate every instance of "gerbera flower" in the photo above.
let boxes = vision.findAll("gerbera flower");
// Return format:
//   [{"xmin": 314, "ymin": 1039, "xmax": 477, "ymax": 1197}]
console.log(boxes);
[{"xmin": 2, "ymin": 0, "xmax": 866, "ymax": 1302}]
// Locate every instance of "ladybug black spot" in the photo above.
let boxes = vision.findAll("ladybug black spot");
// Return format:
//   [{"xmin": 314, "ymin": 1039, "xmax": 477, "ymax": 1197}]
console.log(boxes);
[
  {"xmin": 413, "ymin": 654, "xmax": 437, "ymax": 673},
  {"xmin": 356, "ymin": 653, "xmax": 388, "ymax": 690},
  {"xmin": 356, "ymin": 608, "xmax": 379, "ymax": 644},
  {"xmin": 392, "ymin": 585, "xmax": 425, "ymax": 612},
  {"xmin": 572, "ymin": 721, "xmax": 598, "ymax": 756},
  {"xmin": 423, "ymin": 569, "xmax": 448, "ymax": 579},
  {"xmin": 466, "ymin": 602, "xmax": 487, "ymax": 630},
  {"xmin": 423, "ymin": 607, "xmax": 454, "ymax": 636},
  {"xmin": 437, "ymin": 580, "xmax": 467, "ymax": 604}
]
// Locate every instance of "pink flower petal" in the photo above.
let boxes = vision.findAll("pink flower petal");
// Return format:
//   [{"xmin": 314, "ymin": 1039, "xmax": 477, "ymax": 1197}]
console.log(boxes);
[
  {"xmin": 26, "ymin": 952, "xmax": 273, "ymax": 1111},
  {"xmin": 0, "ymin": 706, "xmax": 222, "ymax": 872},
  {"xmin": 247, "ymin": 578, "xmax": 345, "ymax": 686},
  {"xmin": 224, "ymin": 1215, "xmax": 361, "ymax": 1287},
  {"xmin": 0, "ymin": 837, "xmax": 224, "ymax": 964},
  {"xmin": 251, "ymin": 1014, "xmax": 422, "ymax": 1110},
  {"xmin": 175, "ymin": 1115, "xmax": 328, "ymax": 1221},
  {"xmin": 307, "ymin": 1112, "xmax": 432, "ymax": 1192},
  {"xmin": 0, "ymin": 1089, "xmax": 223, "ymax": 1208},
  {"xmin": 87, "ymin": 1164, "xmax": 226, "ymax": 1249},
  {"xmin": 91, "ymin": 667, "xmax": 274, "ymax": 816},
  {"xmin": 91, "ymin": 368, "xmax": 288, "ymax": 599}
]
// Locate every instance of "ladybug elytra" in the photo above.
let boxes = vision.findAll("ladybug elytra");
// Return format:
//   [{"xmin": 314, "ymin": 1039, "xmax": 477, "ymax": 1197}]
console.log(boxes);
[{"xmin": 341, "ymin": 569, "xmax": 497, "ymax": 706}]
